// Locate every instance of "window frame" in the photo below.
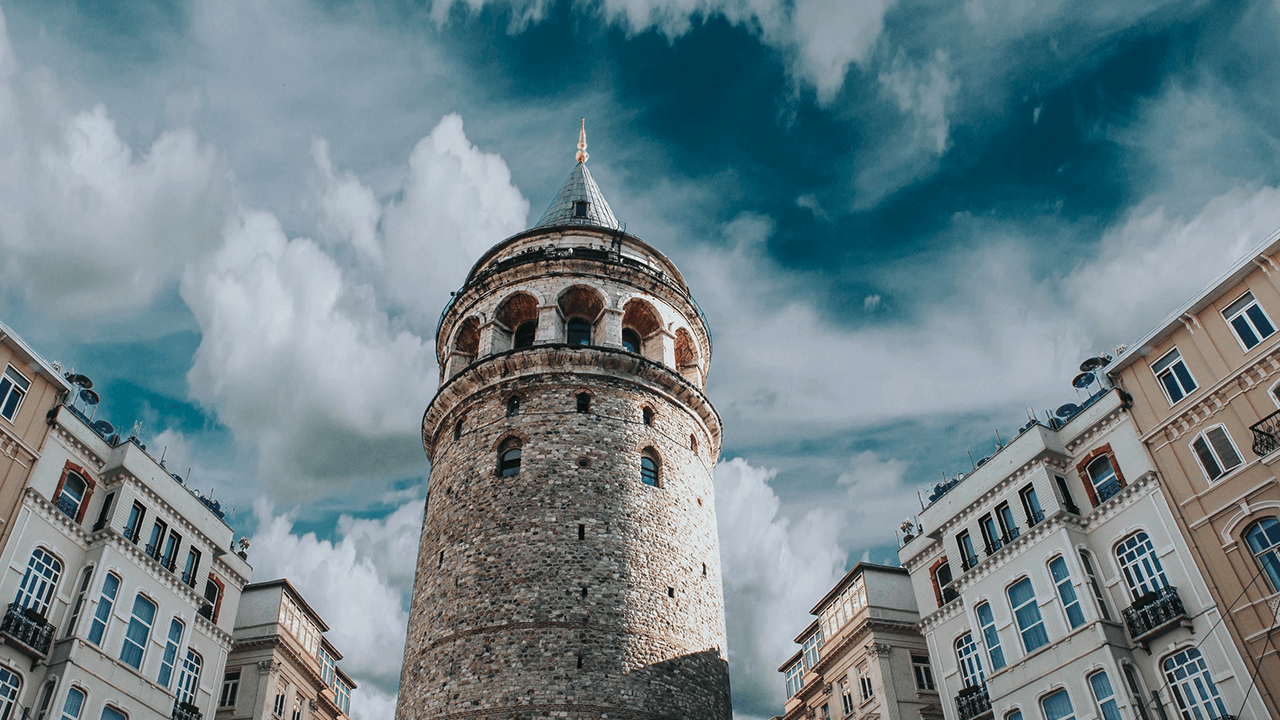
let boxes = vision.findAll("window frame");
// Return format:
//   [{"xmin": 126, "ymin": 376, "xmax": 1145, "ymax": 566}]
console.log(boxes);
[
  {"xmin": 1222, "ymin": 290, "xmax": 1276, "ymax": 351},
  {"xmin": 1188, "ymin": 424, "xmax": 1244, "ymax": 483},
  {"xmin": 911, "ymin": 654, "xmax": 935, "ymax": 691},
  {"xmin": 1087, "ymin": 670, "xmax": 1122, "ymax": 720},
  {"xmin": 220, "ymin": 669, "xmax": 241, "ymax": 709},
  {"xmin": 1151, "ymin": 348, "xmax": 1198, "ymax": 406},
  {"xmin": 621, "ymin": 328, "xmax": 641, "ymax": 353},
  {"xmin": 1007, "ymin": 576, "xmax": 1049, "ymax": 653},
  {"xmin": 566, "ymin": 317, "xmax": 592, "ymax": 346},
  {"xmin": 975, "ymin": 601, "xmax": 1005, "ymax": 671},
  {"xmin": 1161, "ymin": 647, "xmax": 1228, "ymax": 720},
  {"xmin": 118, "ymin": 593, "xmax": 157, "ymax": 670},
  {"xmin": 15, "ymin": 547, "xmax": 63, "ymax": 616},
  {"xmin": 1047, "ymin": 556, "xmax": 1085, "ymax": 630},
  {"xmin": 954, "ymin": 632, "xmax": 985, "ymax": 689},
  {"xmin": 498, "ymin": 438, "xmax": 522, "ymax": 477},
  {"xmin": 1115, "ymin": 531, "xmax": 1170, "ymax": 600},
  {"xmin": 640, "ymin": 451, "xmax": 660, "ymax": 487},
  {"xmin": 87, "ymin": 573, "xmax": 121, "ymax": 646},
  {"xmin": 60, "ymin": 686, "xmax": 86, "ymax": 720},
  {"xmin": 1078, "ymin": 550, "xmax": 1112, "ymax": 621},
  {"xmin": 957, "ymin": 530, "xmax": 977, "ymax": 570},
  {"xmin": 1040, "ymin": 688, "xmax": 1076, "ymax": 720},
  {"xmin": 1246, "ymin": 516, "xmax": 1280, "ymax": 592},
  {"xmin": 1020, "ymin": 484, "xmax": 1043, "ymax": 527},
  {"xmin": 157, "ymin": 618, "xmax": 184, "ymax": 688},
  {"xmin": 0, "ymin": 365, "xmax": 31, "ymax": 422}
]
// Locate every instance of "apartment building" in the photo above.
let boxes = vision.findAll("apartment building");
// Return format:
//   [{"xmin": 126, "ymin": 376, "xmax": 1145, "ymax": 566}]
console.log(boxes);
[
  {"xmin": 898, "ymin": 384, "xmax": 1264, "ymax": 720},
  {"xmin": 217, "ymin": 580, "xmax": 353, "ymax": 720},
  {"xmin": 1107, "ymin": 229, "xmax": 1280, "ymax": 717},
  {"xmin": 779, "ymin": 563, "xmax": 942, "ymax": 720},
  {"xmin": 0, "ymin": 352, "xmax": 251, "ymax": 720},
  {"xmin": 0, "ymin": 320, "xmax": 74, "ymax": 550}
]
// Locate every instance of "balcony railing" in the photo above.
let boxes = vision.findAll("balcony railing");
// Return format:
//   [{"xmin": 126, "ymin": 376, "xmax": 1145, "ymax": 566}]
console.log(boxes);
[
  {"xmin": 173, "ymin": 701, "xmax": 202, "ymax": 720},
  {"xmin": 1096, "ymin": 478, "xmax": 1123, "ymax": 503},
  {"xmin": 0, "ymin": 603, "xmax": 55, "ymax": 658},
  {"xmin": 198, "ymin": 603, "xmax": 214, "ymax": 620},
  {"xmin": 1063, "ymin": 500, "xmax": 1082, "ymax": 515},
  {"xmin": 1123, "ymin": 586, "xmax": 1187, "ymax": 643},
  {"xmin": 145, "ymin": 544, "xmax": 163, "ymax": 562},
  {"xmin": 54, "ymin": 495, "xmax": 79, "ymax": 520},
  {"xmin": 182, "ymin": 570, "xmax": 197, "ymax": 587},
  {"xmin": 955, "ymin": 685, "xmax": 992, "ymax": 720},
  {"xmin": 123, "ymin": 524, "xmax": 141, "ymax": 544},
  {"xmin": 1000, "ymin": 527, "xmax": 1020, "ymax": 545},
  {"xmin": 1251, "ymin": 408, "xmax": 1280, "ymax": 456},
  {"xmin": 983, "ymin": 539, "xmax": 1003, "ymax": 556},
  {"xmin": 960, "ymin": 553, "xmax": 979, "ymax": 571},
  {"xmin": 1027, "ymin": 509, "xmax": 1045, "ymax": 527},
  {"xmin": 942, "ymin": 586, "xmax": 959, "ymax": 604}
]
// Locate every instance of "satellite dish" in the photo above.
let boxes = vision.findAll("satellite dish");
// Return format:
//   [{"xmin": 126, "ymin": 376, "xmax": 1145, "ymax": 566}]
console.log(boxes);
[
  {"xmin": 1019, "ymin": 421, "xmax": 1035, "ymax": 433},
  {"xmin": 1072, "ymin": 372, "xmax": 1095, "ymax": 390},
  {"xmin": 1055, "ymin": 403, "xmax": 1081, "ymax": 419},
  {"xmin": 65, "ymin": 373, "xmax": 92, "ymax": 389},
  {"xmin": 79, "ymin": 388, "xmax": 100, "ymax": 406},
  {"xmin": 171, "ymin": 473, "xmax": 185, "ymax": 485},
  {"xmin": 1079, "ymin": 356, "xmax": 1110, "ymax": 372},
  {"xmin": 91, "ymin": 420, "xmax": 114, "ymax": 436}
]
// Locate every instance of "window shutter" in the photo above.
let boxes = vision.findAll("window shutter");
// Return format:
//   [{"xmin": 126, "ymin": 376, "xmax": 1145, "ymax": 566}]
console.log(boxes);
[
  {"xmin": 1207, "ymin": 427, "xmax": 1242, "ymax": 472},
  {"xmin": 1192, "ymin": 437, "xmax": 1222, "ymax": 480}
]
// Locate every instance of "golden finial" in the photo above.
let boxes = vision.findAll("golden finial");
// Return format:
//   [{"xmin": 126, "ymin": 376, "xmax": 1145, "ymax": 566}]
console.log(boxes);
[{"xmin": 575, "ymin": 118, "xmax": 589, "ymax": 164}]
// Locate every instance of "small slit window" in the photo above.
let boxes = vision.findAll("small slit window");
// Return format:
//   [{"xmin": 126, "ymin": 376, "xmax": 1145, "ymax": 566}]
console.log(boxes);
[
  {"xmin": 507, "ymin": 397, "xmax": 520, "ymax": 416},
  {"xmin": 640, "ymin": 451, "xmax": 660, "ymax": 487},
  {"xmin": 514, "ymin": 321, "xmax": 537, "ymax": 349},
  {"xmin": 622, "ymin": 328, "xmax": 641, "ymax": 353},
  {"xmin": 642, "ymin": 407, "xmax": 654, "ymax": 426},
  {"xmin": 567, "ymin": 318, "xmax": 592, "ymax": 346},
  {"xmin": 499, "ymin": 439, "xmax": 522, "ymax": 477},
  {"xmin": 454, "ymin": 418, "xmax": 463, "ymax": 440},
  {"xmin": 576, "ymin": 394, "xmax": 590, "ymax": 413}
]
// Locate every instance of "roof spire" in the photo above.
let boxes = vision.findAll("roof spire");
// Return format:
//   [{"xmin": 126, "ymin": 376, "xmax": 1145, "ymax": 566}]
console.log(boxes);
[{"xmin": 575, "ymin": 118, "xmax": 589, "ymax": 164}]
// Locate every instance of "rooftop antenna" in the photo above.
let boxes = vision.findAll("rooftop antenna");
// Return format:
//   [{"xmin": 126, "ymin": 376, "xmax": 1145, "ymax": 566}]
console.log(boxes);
[
  {"xmin": 916, "ymin": 490, "xmax": 925, "ymax": 511},
  {"xmin": 160, "ymin": 445, "xmax": 168, "ymax": 467},
  {"xmin": 994, "ymin": 428, "xmax": 1003, "ymax": 448},
  {"xmin": 967, "ymin": 450, "xmax": 976, "ymax": 471}
]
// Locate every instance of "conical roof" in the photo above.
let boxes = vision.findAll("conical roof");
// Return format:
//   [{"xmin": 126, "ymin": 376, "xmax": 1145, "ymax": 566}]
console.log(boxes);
[{"xmin": 533, "ymin": 120, "xmax": 621, "ymax": 231}]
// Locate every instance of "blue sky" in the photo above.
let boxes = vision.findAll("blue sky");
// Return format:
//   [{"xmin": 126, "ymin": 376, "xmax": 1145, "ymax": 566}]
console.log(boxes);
[{"xmin": 2, "ymin": 0, "xmax": 1280, "ymax": 717}]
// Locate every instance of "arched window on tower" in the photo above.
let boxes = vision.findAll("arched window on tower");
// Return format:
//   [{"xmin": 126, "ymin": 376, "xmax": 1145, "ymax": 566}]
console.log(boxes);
[
  {"xmin": 640, "ymin": 450, "xmax": 660, "ymax": 487},
  {"xmin": 454, "ymin": 418, "xmax": 464, "ymax": 441},
  {"xmin": 642, "ymin": 407, "xmax": 654, "ymax": 426},
  {"xmin": 498, "ymin": 439, "xmax": 522, "ymax": 477},
  {"xmin": 576, "ymin": 393, "xmax": 591, "ymax": 413},
  {"xmin": 514, "ymin": 321, "xmax": 538, "ymax": 349},
  {"xmin": 567, "ymin": 318, "xmax": 592, "ymax": 346},
  {"xmin": 622, "ymin": 329, "xmax": 641, "ymax": 353},
  {"xmin": 507, "ymin": 397, "xmax": 520, "ymax": 416}
]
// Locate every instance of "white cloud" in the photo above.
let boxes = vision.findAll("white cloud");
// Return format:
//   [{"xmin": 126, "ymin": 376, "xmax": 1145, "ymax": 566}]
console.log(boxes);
[
  {"xmin": 247, "ymin": 497, "xmax": 425, "ymax": 695},
  {"xmin": 836, "ymin": 451, "xmax": 919, "ymax": 549},
  {"xmin": 715, "ymin": 458, "xmax": 846, "ymax": 712},
  {"xmin": 878, "ymin": 49, "xmax": 958, "ymax": 157},
  {"xmin": 350, "ymin": 684, "xmax": 398, "ymax": 720},
  {"xmin": 0, "ymin": 6, "xmax": 231, "ymax": 320}
]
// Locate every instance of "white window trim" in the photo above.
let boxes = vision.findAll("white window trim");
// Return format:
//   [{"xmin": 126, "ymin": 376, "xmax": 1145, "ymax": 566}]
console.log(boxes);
[
  {"xmin": 0, "ymin": 364, "xmax": 31, "ymax": 423},
  {"xmin": 1150, "ymin": 348, "xmax": 1197, "ymax": 406},
  {"xmin": 1269, "ymin": 378, "xmax": 1280, "ymax": 409},
  {"xmin": 1188, "ymin": 424, "xmax": 1245, "ymax": 483},
  {"xmin": 1222, "ymin": 290, "xmax": 1276, "ymax": 352}
]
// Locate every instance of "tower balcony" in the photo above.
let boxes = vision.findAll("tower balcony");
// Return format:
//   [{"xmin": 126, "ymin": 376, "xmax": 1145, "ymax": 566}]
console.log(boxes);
[{"xmin": 0, "ymin": 603, "xmax": 55, "ymax": 659}]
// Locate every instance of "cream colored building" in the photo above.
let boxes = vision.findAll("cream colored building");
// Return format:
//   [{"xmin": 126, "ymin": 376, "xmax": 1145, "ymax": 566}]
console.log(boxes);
[
  {"xmin": 779, "ymin": 563, "xmax": 942, "ymax": 720},
  {"xmin": 898, "ymin": 385, "xmax": 1264, "ymax": 720},
  {"xmin": 0, "ymin": 324, "xmax": 251, "ymax": 720},
  {"xmin": 217, "ymin": 580, "xmax": 353, "ymax": 720},
  {"xmin": 1107, "ymin": 228, "xmax": 1280, "ymax": 717}
]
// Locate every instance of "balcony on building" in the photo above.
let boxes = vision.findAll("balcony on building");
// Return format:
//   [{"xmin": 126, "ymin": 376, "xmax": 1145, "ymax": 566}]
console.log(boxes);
[
  {"xmin": 0, "ymin": 603, "xmax": 54, "ymax": 659},
  {"xmin": 1250, "ymin": 409, "xmax": 1280, "ymax": 457},
  {"xmin": 172, "ymin": 701, "xmax": 201, "ymax": 720},
  {"xmin": 1095, "ymin": 478, "xmax": 1123, "ymax": 503},
  {"xmin": 955, "ymin": 684, "xmax": 992, "ymax": 720},
  {"xmin": 1123, "ymin": 586, "xmax": 1190, "ymax": 648}
]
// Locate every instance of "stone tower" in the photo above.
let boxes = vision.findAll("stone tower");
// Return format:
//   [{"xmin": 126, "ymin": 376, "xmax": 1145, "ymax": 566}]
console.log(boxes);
[{"xmin": 395, "ymin": 124, "xmax": 731, "ymax": 719}]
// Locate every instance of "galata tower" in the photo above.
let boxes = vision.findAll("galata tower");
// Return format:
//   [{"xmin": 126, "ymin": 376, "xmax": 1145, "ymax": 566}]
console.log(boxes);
[{"xmin": 395, "ymin": 123, "xmax": 731, "ymax": 719}]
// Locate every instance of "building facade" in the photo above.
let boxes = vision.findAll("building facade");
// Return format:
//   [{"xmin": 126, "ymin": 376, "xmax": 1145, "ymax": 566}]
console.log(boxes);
[
  {"xmin": 779, "ymin": 563, "xmax": 942, "ymax": 720},
  {"xmin": 1108, "ymin": 229, "xmax": 1280, "ymax": 717},
  {"xmin": 395, "ymin": 127, "xmax": 732, "ymax": 718},
  {"xmin": 0, "ymin": 320, "xmax": 74, "ymax": 550},
  {"xmin": 217, "ymin": 580, "xmax": 354, "ymax": 720},
  {"xmin": 898, "ymin": 385, "xmax": 1265, "ymax": 720},
  {"xmin": 0, "ymin": 329, "xmax": 251, "ymax": 720}
]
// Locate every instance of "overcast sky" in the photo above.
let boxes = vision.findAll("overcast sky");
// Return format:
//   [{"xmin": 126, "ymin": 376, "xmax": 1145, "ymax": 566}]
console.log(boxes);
[{"xmin": 2, "ymin": 0, "xmax": 1279, "ymax": 717}]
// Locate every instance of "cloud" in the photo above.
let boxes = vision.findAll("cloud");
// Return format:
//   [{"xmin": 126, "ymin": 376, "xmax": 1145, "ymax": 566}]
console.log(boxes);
[
  {"xmin": 0, "ymin": 6, "xmax": 232, "ymax": 320},
  {"xmin": 836, "ymin": 451, "xmax": 919, "ymax": 549},
  {"xmin": 715, "ymin": 458, "xmax": 847, "ymax": 714},
  {"xmin": 247, "ymin": 497, "xmax": 425, "ymax": 698},
  {"xmin": 877, "ymin": 49, "xmax": 958, "ymax": 157}
]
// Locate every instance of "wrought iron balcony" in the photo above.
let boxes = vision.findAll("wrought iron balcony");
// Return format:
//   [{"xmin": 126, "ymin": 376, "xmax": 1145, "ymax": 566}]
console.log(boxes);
[
  {"xmin": 173, "ymin": 701, "xmax": 202, "ymax": 720},
  {"xmin": 198, "ymin": 603, "xmax": 214, "ymax": 620},
  {"xmin": 960, "ymin": 553, "xmax": 979, "ymax": 571},
  {"xmin": 54, "ymin": 495, "xmax": 79, "ymax": 520},
  {"xmin": 1251, "ymin": 408, "xmax": 1280, "ymax": 456},
  {"xmin": 123, "ymin": 524, "xmax": 141, "ymax": 544},
  {"xmin": 1000, "ymin": 527, "xmax": 1020, "ymax": 545},
  {"xmin": 1096, "ymin": 478, "xmax": 1123, "ymax": 503},
  {"xmin": 1062, "ymin": 500, "xmax": 1082, "ymax": 515},
  {"xmin": 942, "ymin": 586, "xmax": 959, "ymax": 604},
  {"xmin": 1027, "ymin": 509, "xmax": 1045, "ymax": 527},
  {"xmin": 145, "ymin": 543, "xmax": 163, "ymax": 561},
  {"xmin": 1123, "ymin": 586, "xmax": 1187, "ymax": 644},
  {"xmin": 162, "ymin": 556, "xmax": 178, "ymax": 573},
  {"xmin": 182, "ymin": 570, "xmax": 197, "ymax": 587},
  {"xmin": 955, "ymin": 684, "xmax": 992, "ymax": 720},
  {"xmin": 0, "ymin": 603, "xmax": 54, "ymax": 658},
  {"xmin": 983, "ymin": 539, "xmax": 1003, "ymax": 556}
]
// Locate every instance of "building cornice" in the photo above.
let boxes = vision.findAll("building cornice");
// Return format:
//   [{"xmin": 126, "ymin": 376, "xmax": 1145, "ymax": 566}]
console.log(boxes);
[
  {"xmin": 1140, "ymin": 343, "xmax": 1280, "ymax": 446},
  {"xmin": 50, "ymin": 421, "xmax": 107, "ymax": 472},
  {"xmin": 0, "ymin": 421, "xmax": 39, "ymax": 469},
  {"xmin": 235, "ymin": 633, "xmax": 328, "ymax": 693}
]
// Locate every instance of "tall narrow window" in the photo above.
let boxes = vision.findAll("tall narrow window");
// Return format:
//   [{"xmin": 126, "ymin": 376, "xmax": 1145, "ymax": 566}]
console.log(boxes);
[
  {"xmin": 1122, "ymin": 665, "xmax": 1152, "ymax": 720},
  {"xmin": 92, "ymin": 492, "xmax": 115, "ymax": 531},
  {"xmin": 0, "ymin": 365, "xmax": 30, "ymax": 421},
  {"xmin": 1086, "ymin": 456, "xmax": 1121, "ymax": 503},
  {"xmin": 1152, "ymin": 348, "xmax": 1197, "ymax": 405},
  {"xmin": 1223, "ymin": 290, "xmax": 1275, "ymax": 350},
  {"xmin": 1247, "ymin": 517, "xmax": 1280, "ymax": 591},
  {"xmin": 975, "ymin": 601, "xmax": 1005, "ymax": 670},
  {"xmin": 55, "ymin": 471, "xmax": 88, "ymax": 521},
  {"xmin": 158, "ymin": 618, "xmax": 184, "ymax": 687},
  {"xmin": 912, "ymin": 655, "xmax": 935, "ymax": 691},
  {"xmin": 957, "ymin": 530, "xmax": 977, "ymax": 570},
  {"xmin": 1020, "ymin": 484, "xmax": 1044, "ymax": 526},
  {"xmin": 0, "ymin": 668, "xmax": 18, "ymax": 720},
  {"xmin": 146, "ymin": 520, "xmax": 168, "ymax": 561},
  {"xmin": 220, "ymin": 669, "xmax": 241, "ymax": 708},
  {"xmin": 513, "ymin": 321, "xmax": 537, "ymax": 349},
  {"xmin": 1048, "ymin": 556, "xmax": 1085, "ymax": 629},
  {"xmin": 640, "ymin": 451, "xmax": 660, "ymax": 487},
  {"xmin": 954, "ymin": 632, "xmax": 985, "ymax": 688},
  {"xmin": 34, "ymin": 681, "xmax": 55, "ymax": 720},
  {"xmin": 573, "ymin": 200, "xmax": 589, "ymax": 218},
  {"xmin": 858, "ymin": 666, "xmax": 873, "ymax": 700},
  {"xmin": 499, "ymin": 439, "xmax": 522, "ymax": 477},
  {"xmin": 453, "ymin": 418, "xmax": 463, "ymax": 441},
  {"xmin": 101, "ymin": 707, "xmax": 127, "ymax": 720},
  {"xmin": 123, "ymin": 502, "xmax": 145, "ymax": 543},
  {"xmin": 60, "ymin": 687, "xmax": 85, "ymax": 720},
  {"xmin": 1088, "ymin": 671, "xmax": 1122, "ymax": 720},
  {"xmin": 642, "ymin": 407, "xmax": 654, "ymax": 426},
  {"xmin": 980, "ymin": 515, "xmax": 1001, "ymax": 554},
  {"xmin": 203, "ymin": 578, "xmax": 222, "ymax": 622},
  {"xmin": 88, "ymin": 573, "xmax": 120, "ymax": 645},
  {"xmin": 1115, "ymin": 531, "xmax": 1169, "ymax": 599},
  {"xmin": 996, "ymin": 502, "xmax": 1019, "ymax": 542},
  {"xmin": 119, "ymin": 594, "xmax": 157, "ymax": 670},
  {"xmin": 174, "ymin": 650, "xmax": 202, "ymax": 709},
  {"xmin": 840, "ymin": 680, "xmax": 854, "ymax": 715},
  {"xmin": 934, "ymin": 561, "xmax": 954, "ymax": 606},
  {"xmin": 1054, "ymin": 476, "xmax": 1079, "ymax": 514},
  {"xmin": 161, "ymin": 532, "xmax": 182, "ymax": 572},
  {"xmin": 182, "ymin": 548, "xmax": 201, "ymax": 587},
  {"xmin": 1008, "ymin": 577, "xmax": 1049, "ymax": 652},
  {"xmin": 65, "ymin": 565, "xmax": 94, "ymax": 637},
  {"xmin": 15, "ymin": 548, "xmax": 62, "ymax": 616},
  {"xmin": 1190, "ymin": 426, "xmax": 1243, "ymax": 482},
  {"xmin": 1079, "ymin": 550, "xmax": 1112, "ymax": 621},
  {"xmin": 576, "ymin": 393, "xmax": 590, "ymax": 413},
  {"xmin": 1041, "ymin": 689, "xmax": 1076, "ymax": 720},
  {"xmin": 567, "ymin": 318, "xmax": 592, "ymax": 346},
  {"xmin": 1162, "ymin": 648, "xmax": 1227, "ymax": 720},
  {"xmin": 621, "ymin": 328, "xmax": 641, "ymax": 353},
  {"xmin": 784, "ymin": 660, "xmax": 804, "ymax": 699}
]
